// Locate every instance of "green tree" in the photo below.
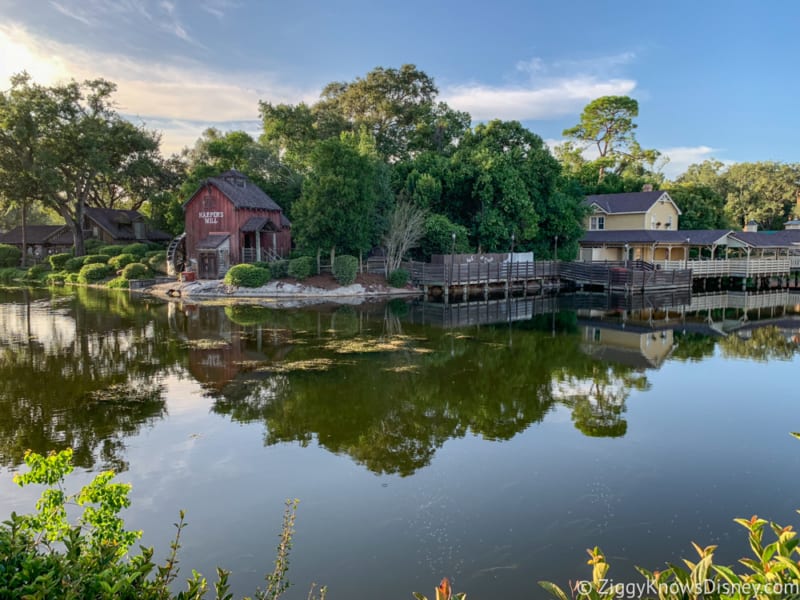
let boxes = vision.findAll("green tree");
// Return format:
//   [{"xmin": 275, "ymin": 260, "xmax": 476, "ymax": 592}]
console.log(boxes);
[
  {"xmin": 260, "ymin": 65, "xmax": 469, "ymax": 166},
  {"xmin": 721, "ymin": 161, "xmax": 800, "ymax": 229},
  {"xmin": 292, "ymin": 133, "xmax": 387, "ymax": 256},
  {"xmin": 560, "ymin": 95, "xmax": 659, "ymax": 184},
  {"xmin": 316, "ymin": 64, "xmax": 469, "ymax": 161},
  {"xmin": 417, "ymin": 214, "xmax": 470, "ymax": 260},
  {"xmin": 0, "ymin": 74, "xmax": 161, "ymax": 256},
  {"xmin": 444, "ymin": 120, "xmax": 562, "ymax": 252},
  {"xmin": 665, "ymin": 183, "xmax": 728, "ymax": 230}
]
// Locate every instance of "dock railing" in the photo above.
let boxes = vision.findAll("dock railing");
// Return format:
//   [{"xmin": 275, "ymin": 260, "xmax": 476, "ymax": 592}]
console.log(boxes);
[{"xmin": 654, "ymin": 258, "xmax": 792, "ymax": 277}]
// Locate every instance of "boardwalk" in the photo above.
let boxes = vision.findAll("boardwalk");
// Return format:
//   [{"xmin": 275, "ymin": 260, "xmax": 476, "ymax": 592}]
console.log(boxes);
[
  {"xmin": 654, "ymin": 258, "xmax": 795, "ymax": 278},
  {"xmin": 402, "ymin": 258, "xmax": 691, "ymax": 295}
]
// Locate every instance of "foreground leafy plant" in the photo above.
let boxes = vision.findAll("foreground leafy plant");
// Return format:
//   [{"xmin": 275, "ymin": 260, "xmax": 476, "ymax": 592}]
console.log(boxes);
[
  {"xmin": 2, "ymin": 449, "xmax": 308, "ymax": 599},
  {"xmin": 413, "ymin": 577, "xmax": 465, "ymax": 600}
]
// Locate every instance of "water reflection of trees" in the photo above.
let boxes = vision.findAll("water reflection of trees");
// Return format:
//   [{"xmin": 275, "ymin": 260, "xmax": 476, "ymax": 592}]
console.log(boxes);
[
  {"xmin": 0, "ymin": 289, "xmax": 181, "ymax": 471},
  {"xmin": 719, "ymin": 326, "xmax": 798, "ymax": 361},
  {"xmin": 203, "ymin": 304, "xmax": 651, "ymax": 476}
]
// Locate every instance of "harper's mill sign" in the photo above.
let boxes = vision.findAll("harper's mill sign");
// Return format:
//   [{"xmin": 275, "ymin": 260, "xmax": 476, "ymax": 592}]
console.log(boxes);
[{"xmin": 199, "ymin": 211, "xmax": 224, "ymax": 224}]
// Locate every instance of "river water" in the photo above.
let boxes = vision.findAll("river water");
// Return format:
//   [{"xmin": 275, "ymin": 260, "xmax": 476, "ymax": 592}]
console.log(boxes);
[{"xmin": 0, "ymin": 286, "xmax": 798, "ymax": 599}]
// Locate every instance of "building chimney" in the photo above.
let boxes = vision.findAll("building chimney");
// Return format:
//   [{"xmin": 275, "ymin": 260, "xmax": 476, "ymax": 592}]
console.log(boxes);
[
  {"xmin": 744, "ymin": 220, "xmax": 759, "ymax": 232},
  {"xmin": 642, "ymin": 183, "xmax": 654, "ymax": 192}
]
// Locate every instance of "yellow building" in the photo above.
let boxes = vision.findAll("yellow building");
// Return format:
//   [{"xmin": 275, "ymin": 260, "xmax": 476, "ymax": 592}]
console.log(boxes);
[{"xmin": 580, "ymin": 189, "xmax": 703, "ymax": 262}]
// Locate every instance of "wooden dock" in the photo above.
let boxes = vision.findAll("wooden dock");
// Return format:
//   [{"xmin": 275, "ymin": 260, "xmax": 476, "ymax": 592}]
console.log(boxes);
[
  {"xmin": 654, "ymin": 258, "xmax": 794, "ymax": 278},
  {"xmin": 402, "ymin": 258, "xmax": 691, "ymax": 298}
]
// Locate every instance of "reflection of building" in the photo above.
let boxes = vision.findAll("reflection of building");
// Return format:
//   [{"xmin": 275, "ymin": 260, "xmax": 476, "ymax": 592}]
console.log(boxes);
[
  {"xmin": 580, "ymin": 323, "xmax": 674, "ymax": 369},
  {"xmin": 169, "ymin": 303, "xmax": 293, "ymax": 394}
]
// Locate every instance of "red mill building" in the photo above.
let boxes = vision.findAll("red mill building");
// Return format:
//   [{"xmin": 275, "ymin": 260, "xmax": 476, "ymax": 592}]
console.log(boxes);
[{"xmin": 182, "ymin": 170, "xmax": 291, "ymax": 279}]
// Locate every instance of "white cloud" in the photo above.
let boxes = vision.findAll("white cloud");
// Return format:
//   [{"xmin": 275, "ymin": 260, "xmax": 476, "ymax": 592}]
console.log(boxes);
[
  {"xmin": 658, "ymin": 146, "xmax": 730, "ymax": 179},
  {"xmin": 0, "ymin": 23, "xmax": 317, "ymax": 154},
  {"xmin": 443, "ymin": 52, "xmax": 638, "ymax": 122},
  {"xmin": 444, "ymin": 77, "xmax": 637, "ymax": 122},
  {"xmin": 200, "ymin": 0, "xmax": 238, "ymax": 19},
  {"xmin": 544, "ymin": 139, "xmax": 727, "ymax": 180},
  {"xmin": 49, "ymin": 1, "xmax": 93, "ymax": 26}
]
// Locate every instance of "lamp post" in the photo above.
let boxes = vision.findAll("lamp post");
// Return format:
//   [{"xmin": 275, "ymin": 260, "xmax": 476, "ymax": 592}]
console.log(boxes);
[
  {"xmin": 624, "ymin": 243, "xmax": 629, "ymax": 268},
  {"xmin": 685, "ymin": 237, "xmax": 691, "ymax": 269},
  {"xmin": 450, "ymin": 231, "xmax": 456, "ymax": 290},
  {"xmin": 510, "ymin": 232, "xmax": 515, "ymax": 287}
]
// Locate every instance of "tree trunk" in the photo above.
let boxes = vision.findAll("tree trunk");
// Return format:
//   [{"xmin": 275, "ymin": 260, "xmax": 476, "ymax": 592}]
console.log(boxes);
[{"xmin": 20, "ymin": 200, "xmax": 28, "ymax": 267}]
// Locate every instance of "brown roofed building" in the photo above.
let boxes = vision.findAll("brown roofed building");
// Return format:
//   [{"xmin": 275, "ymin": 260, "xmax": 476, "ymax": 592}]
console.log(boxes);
[
  {"xmin": 0, "ymin": 225, "xmax": 74, "ymax": 262},
  {"xmin": 83, "ymin": 207, "xmax": 172, "ymax": 244}
]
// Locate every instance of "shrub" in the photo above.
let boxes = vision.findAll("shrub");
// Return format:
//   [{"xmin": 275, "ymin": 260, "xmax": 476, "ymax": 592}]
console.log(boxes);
[
  {"xmin": 122, "ymin": 242, "xmax": 148, "ymax": 257},
  {"xmin": 4, "ymin": 450, "xmax": 302, "ymax": 600},
  {"xmin": 145, "ymin": 241, "xmax": 164, "ymax": 251},
  {"xmin": 147, "ymin": 251, "xmax": 167, "ymax": 274},
  {"xmin": 108, "ymin": 253, "xmax": 136, "ymax": 270},
  {"xmin": 288, "ymin": 256, "xmax": 314, "ymax": 279},
  {"xmin": 46, "ymin": 272, "xmax": 66, "ymax": 285},
  {"xmin": 223, "ymin": 263, "xmax": 271, "ymax": 287},
  {"xmin": 106, "ymin": 276, "xmax": 130, "ymax": 289},
  {"xmin": 0, "ymin": 244, "xmax": 21, "ymax": 268},
  {"xmin": 77, "ymin": 263, "xmax": 112, "ymax": 283},
  {"xmin": 121, "ymin": 262, "xmax": 149, "ymax": 280},
  {"xmin": 49, "ymin": 252, "xmax": 72, "ymax": 270},
  {"xmin": 82, "ymin": 254, "xmax": 108, "ymax": 265},
  {"xmin": 65, "ymin": 272, "xmax": 80, "ymax": 284},
  {"xmin": 387, "ymin": 268, "xmax": 409, "ymax": 288},
  {"xmin": 64, "ymin": 256, "xmax": 88, "ymax": 273},
  {"xmin": 270, "ymin": 259, "xmax": 289, "ymax": 278},
  {"xmin": 333, "ymin": 254, "xmax": 359, "ymax": 286},
  {"xmin": 83, "ymin": 237, "xmax": 104, "ymax": 253},
  {"xmin": 24, "ymin": 264, "xmax": 48, "ymax": 281},
  {"xmin": 98, "ymin": 245, "xmax": 124, "ymax": 256},
  {"xmin": 0, "ymin": 268, "xmax": 20, "ymax": 284}
]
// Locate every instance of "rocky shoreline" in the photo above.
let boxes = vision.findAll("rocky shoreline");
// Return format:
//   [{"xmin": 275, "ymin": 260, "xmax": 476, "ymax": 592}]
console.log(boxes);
[{"xmin": 143, "ymin": 278, "xmax": 420, "ymax": 306}]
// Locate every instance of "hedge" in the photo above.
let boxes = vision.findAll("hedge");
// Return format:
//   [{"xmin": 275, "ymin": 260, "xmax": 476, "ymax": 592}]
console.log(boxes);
[
  {"xmin": 108, "ymin": 253, "xmax": 136, "ymax": 270},
  {"xmin": 121, "ymin": 262, "xmax": 149, "ymax": 280},
  {"xmin": 122, "ymin": 242, "xmax": 149, "ymax": 257},
  {"xmin": 333, "ymin": 255, "xmax": 358, "ymax": 286},
  {"xmin": 106, "ymin": 276, "xmax": 130, "ymax": 289},
  {"xmin": 287, "ymin": 256, "xmax": 314, "ymax": 280},
  {"xmin": 0, "ymin": 268, "xmax": 19, "ymax": 284},
  {"xmin": 48, "ymin": 253, "xmax": 72, "ymax": 271},
  {"xmin": 64, "ymin": 256, "xmax": 88, "ymax": 273},
  {"xmin": 84, "ymin": 238, "xmax": 104, "ymax": 253},
  {"xmin": 98, "ymin": 245, "xmax": 124, "ymax": 257},
  {"xmin": 77, "ymin": 263, "xmax": 112, "ymax": 283},
  {"xmin": 387, "ymin": 269, "xmax": 409, "ymax": 288},
  {"xmin": 82, "ymin": 255, "xmax": 108, "ymax": 265},
  {"xmin": 223, "ymin": 264, "xmax": 271, "ymax": 288},
  {"xmin": 147, "ymin": 251, "xmax": 167, "ymax": 274},
  {"xmin": 0, "ymin": 244, "xmax": 21, "ymax": 268},
  {"xmin": 270, "ymin": 260, "xmax": 289, "ymax": 279},
  {"xmin": 25, "ymin": 264, "xmax": 49, "ymax": 280}
]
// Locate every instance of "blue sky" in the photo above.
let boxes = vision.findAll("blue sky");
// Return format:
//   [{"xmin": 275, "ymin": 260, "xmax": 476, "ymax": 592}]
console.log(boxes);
[{"xmin": 1, "ymin": 0, "xmax": 798, "ymax": 178}]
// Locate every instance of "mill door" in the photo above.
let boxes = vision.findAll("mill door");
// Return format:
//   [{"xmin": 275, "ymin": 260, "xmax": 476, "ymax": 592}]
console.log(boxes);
[{"xmin": 199, "ymin": 252, "xmax": 217, "ymax": 279}]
